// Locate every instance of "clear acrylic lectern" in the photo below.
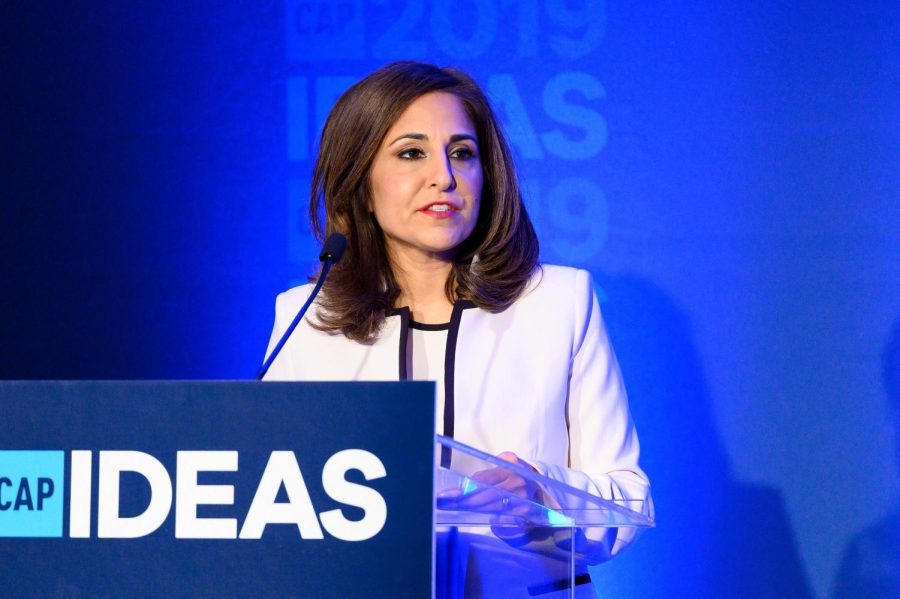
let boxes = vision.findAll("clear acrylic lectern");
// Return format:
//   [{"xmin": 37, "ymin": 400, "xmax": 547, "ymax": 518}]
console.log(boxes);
[{"xmin": 434, "ymin": 435, "xmax": 654, "ymax": 599}]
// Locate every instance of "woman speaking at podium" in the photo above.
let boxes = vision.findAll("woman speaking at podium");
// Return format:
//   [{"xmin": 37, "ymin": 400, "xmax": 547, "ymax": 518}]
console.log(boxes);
[{"xmin": 262, "ymin": 61, "xmax": 651, "ymax": 595}]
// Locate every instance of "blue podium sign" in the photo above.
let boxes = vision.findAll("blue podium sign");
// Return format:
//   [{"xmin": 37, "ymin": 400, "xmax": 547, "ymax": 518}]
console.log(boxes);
[{"xmin": 0, "ymin": 381, "xmax": 435, "ymax": 598}]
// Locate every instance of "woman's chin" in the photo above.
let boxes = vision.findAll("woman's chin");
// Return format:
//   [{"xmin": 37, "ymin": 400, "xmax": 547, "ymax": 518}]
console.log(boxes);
[{"xmin": 387, "ymin": 235, "xmax": 471, "ymax": 261}]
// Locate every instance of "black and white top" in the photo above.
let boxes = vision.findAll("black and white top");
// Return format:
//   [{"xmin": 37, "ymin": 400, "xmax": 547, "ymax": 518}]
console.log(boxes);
[{"xmin": 263, "ymin": 264, "xmax": 652, "ymax": 559}]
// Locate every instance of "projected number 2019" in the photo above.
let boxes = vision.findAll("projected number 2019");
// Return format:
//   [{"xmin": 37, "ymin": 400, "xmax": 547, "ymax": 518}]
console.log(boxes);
[
  {"xmin": 289, "ymin": 0, "xmax": 606, "ymax": 61},
  {"xmin": 370, "ymin": 0, "xmax": 605, "ymax": 60}
]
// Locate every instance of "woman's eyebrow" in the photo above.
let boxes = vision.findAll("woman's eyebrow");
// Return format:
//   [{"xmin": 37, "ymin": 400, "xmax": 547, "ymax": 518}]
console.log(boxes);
[
  {"xmin": 449, "ymin": 133, "xmax": 477, "ymax": 144},
  {"xmin": 387, "ymin": 132, "xmax": 478, "ymax": 146},
  {"xmin": 387, "ymin": 132, "xmax": 426, "ymax": 146}
]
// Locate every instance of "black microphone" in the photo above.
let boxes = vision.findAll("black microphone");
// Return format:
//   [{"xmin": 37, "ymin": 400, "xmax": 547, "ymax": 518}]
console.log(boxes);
[
  {"xmin": 255, "ymin": 233, "xmax": 347, "ymax": 380},
  {"xmin": 318, "ymin": 232, "xmax": 346, "ymax": 263}
]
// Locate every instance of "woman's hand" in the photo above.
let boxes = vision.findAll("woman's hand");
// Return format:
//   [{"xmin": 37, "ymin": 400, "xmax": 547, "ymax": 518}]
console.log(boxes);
[
  {"xmin": 471, "ymin": 451, "xmax": 543, "ymax": 504},
  {"xmin": 436, "ymin": 451, "xmax": 545, "ymax": 513},
  {"xmin": 477, "ymin": 452, "xmax": 552, "ymax": 544},
  {"xmin": 435, "ymin": 451, "xmax": 551, "ymax": 543}
]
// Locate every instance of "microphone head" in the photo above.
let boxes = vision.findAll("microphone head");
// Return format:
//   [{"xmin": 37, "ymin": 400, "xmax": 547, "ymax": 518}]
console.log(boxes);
[{"xmin": 319, "ymin": 233, "xmax": 347, "ymax": 263}]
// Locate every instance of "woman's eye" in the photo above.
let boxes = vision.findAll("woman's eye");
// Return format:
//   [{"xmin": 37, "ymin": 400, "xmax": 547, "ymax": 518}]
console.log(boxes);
[
  {"xmin": 398, "ymin": 148, "xmax": 425, "ymax": 160},
  {"xmin": 450, "ymin": 147, "xmax": 475, "ymax": 160}
]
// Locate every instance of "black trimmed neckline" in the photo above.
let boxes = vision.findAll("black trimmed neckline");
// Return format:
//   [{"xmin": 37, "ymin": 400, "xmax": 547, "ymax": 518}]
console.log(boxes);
[
  {"xmin": 387, "ymin": 300, "xmax": 476, "ymax": 327},
  {"xmin": 409, "ymin": 320, "xmax": 451, "ymax": 331}
]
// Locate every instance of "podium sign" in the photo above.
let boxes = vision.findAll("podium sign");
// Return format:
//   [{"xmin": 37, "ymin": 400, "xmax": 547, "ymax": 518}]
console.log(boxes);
[{"xmin": 0, "ymin": 381, "xmax": 435, "ymax": 598}]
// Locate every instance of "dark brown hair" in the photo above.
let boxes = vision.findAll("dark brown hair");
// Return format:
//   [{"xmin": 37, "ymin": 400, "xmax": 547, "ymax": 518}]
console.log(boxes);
[{"xmin": 309, "ymin": 61, "xmax": 539, "ymax": 342}]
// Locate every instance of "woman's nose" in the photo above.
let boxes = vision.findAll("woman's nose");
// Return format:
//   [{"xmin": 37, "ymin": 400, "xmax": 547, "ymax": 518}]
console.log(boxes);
[{"xmin": 429, "ymin": 154, "xmax": 457, "ymax": 191}]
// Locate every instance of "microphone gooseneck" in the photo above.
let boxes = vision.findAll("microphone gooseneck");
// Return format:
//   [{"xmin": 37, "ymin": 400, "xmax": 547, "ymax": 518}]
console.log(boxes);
[{"xmin": 255, "ymin": 233, "xmax": 347, "ymax": 380}]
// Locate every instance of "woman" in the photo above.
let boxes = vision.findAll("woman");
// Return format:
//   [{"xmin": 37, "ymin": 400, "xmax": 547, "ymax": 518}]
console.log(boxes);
[{"xmin": 263, "ymin": 61, "xmax": 650, "ymax": 583}]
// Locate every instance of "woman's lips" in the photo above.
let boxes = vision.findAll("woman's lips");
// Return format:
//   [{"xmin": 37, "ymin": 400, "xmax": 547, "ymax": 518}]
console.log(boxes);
[{"xmin": 419, "ymin": 202, "xmax": 459, "ymax": 218}]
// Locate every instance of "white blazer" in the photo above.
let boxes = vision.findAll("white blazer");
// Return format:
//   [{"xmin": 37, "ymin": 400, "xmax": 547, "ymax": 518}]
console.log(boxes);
[{"xmin": 263, "ymin": 264, "xmax": 652, "ymax": 558}]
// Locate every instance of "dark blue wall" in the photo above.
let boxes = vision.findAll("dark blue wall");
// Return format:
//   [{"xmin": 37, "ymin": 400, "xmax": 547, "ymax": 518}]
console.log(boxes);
[{"xmin": 4, "ymin": 2, "xmax": 899, "ymax": 596}]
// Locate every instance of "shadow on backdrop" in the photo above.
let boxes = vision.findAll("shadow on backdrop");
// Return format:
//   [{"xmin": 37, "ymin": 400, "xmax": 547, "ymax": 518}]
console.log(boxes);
[
  {"xmin": 588, "ymin": 273, "xmax": 813, "ymax": 598},
  {"xmin": 832, "ymin": 317, "xmax": 900, "ymax": 598}
]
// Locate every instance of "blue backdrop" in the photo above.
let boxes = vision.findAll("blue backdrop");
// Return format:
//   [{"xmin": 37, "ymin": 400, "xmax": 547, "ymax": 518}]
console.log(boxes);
[{"xmin": 4, "ymin": 2, "xmax": 899, "ymax": 597}]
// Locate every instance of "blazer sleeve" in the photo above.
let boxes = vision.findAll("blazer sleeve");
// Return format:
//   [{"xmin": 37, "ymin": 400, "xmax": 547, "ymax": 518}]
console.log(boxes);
[
  {"xmin": 527, "ymin": 269, "xmax": 653, "ymax": 558},
  {"xmin": 260, "ymin": 290, "xmax": 298, "ymax": 381}
]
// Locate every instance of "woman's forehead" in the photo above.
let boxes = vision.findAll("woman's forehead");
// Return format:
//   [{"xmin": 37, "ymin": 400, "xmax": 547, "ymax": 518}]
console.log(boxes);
[{"xmin": 382, "ymin": 92, "xmax": 477, "ymax": 141}]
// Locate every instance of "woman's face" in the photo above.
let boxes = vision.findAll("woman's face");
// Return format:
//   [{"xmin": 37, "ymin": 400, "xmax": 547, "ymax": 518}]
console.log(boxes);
[{"xmin": 368, "ymin": 92, "xmax": 483, "ymax": 262}]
